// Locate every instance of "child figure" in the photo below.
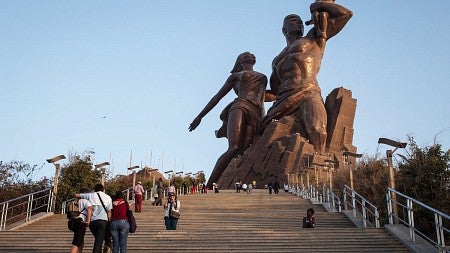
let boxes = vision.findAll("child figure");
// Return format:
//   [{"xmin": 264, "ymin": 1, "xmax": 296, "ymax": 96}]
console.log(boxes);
[{"xmin": 302, "ymin": 208, "xmax": 316, "ymax": 228}]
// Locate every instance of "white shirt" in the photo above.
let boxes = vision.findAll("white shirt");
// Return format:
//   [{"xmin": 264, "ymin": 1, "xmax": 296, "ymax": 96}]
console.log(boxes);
[
  {"xmin": 134, "ymin": 184, "xmax": 144, "ymax": 195},
  {"xmin": 77, "ymin": 198, "xmax": 92, "ymax": 222},
  {"xmin": 79, "ymin": 191, "xmax": 112, "ymax": 221},
  {"xmin": 164, "ymin": 200, "xmax": 180, "ymax": 218}
]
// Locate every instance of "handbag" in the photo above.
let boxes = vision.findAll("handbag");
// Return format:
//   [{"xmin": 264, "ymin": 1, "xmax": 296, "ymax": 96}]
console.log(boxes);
[
  {"xmin": 169, "ymin": 202, "xmax": 180, "ymax": 219},
  {"xmin": 125, "ymin": 201, "xmax": 137, "ymax": 233},
  {"xmin": 170, "ymin": 210, "xmax": 180, "ymax": 219}
]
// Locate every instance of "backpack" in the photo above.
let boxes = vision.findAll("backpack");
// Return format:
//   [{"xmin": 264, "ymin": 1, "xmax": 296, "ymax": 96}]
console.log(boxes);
[
  {"xmin": 66, "ymin": 199, "xmax": 85, "ymax": 231},
  {"xmin": 66, "ymin": 199, "xmax": 81, "ymax": 220}
]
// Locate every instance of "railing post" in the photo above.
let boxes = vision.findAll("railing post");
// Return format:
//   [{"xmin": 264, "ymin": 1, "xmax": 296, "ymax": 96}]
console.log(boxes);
[
  {"xmin": 374, "ymin": 208, "xmax": 380, "ymax": 228},
  {"xmin": 362, "ymin": 199, "xmax": 367, "ymax": 228},
  {"xmin": 435, "ymin": 213, "xmax": 445, "ymax": 252},
  {"xmin": 47, "ymin": 190, "xmax": 53, "ymax": 213},
  {"xmin": 407, "ymin": 199, "xmax": 416, "ymax": 242},
  {"xmin": 0, "ymin": 202, "xmax": 8, "ymax": 231},
  {"xmin": 343, "ymin": 188, "xmax": 348, "ymax": 210},
  {"xmin": 26, "ymin": 194, "xmax": 33, "ymax": 222},
  {"xmin": 386, "ymin": 191, "xmax": 393, "ymax": 225}
]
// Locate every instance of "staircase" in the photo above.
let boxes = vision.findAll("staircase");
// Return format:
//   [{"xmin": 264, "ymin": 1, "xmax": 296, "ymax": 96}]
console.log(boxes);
[{"xmin": 0, "ymin": 189, "xmax": 410, "ymax": 252}]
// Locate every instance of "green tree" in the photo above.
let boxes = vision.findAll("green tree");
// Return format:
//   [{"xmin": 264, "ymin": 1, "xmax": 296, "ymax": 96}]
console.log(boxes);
[
  {"xmin": 0, "ymin": 161, "xmax": 50, "ymax": 203},
  {"xmin": 396, "ymin": 138, "xmax": 450, "ymax": 239},
  {"xmin": 56, "ymin": 150, "xmax": 101, "ymax": 206},
  {"xmin": 397, "ymin": 138, "xmax": 450, "ymax": 212}
]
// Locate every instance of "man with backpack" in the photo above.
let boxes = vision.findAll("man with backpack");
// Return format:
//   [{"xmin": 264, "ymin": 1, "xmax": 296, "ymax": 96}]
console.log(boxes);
[
  {"xmin": 69, "ymin": 187, "xmax": 92, "ymax": 253},
  {"xmin": 75, "ymin": 184, "xmax": 112, "ymax": 253}
]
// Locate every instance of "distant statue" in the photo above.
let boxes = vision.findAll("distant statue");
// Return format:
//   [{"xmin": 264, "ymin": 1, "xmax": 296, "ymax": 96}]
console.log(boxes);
[
  {"xmin": 260, "ymin": 1, "xmax": 352, "ymax": 154},
  {"xmin": 189, "ymin": 52, "xmax": 273, "ymax": 186}
]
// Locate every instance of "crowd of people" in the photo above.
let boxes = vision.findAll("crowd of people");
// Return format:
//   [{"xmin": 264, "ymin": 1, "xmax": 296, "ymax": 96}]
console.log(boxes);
[{"xmin": 68, "ymin": 179, "xmax": 317, "ymax": 252}]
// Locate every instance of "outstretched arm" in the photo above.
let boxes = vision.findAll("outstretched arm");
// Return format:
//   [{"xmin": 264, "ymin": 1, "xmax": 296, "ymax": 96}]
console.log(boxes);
[
  {"xmin": 189, "ymin": 75, "xmax": 236, "ymax": 131},
  {"xmin": 310, "ymin": 1, "xmax": 353, "ymax": 40}
]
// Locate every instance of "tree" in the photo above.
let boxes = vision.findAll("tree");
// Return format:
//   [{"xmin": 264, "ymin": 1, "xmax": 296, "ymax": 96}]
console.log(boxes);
[
  {"xmin": 0, "ymin": 161, "xmax": 50, "ymax": 203},
  {"xmin": 396, "ymin": 137, "xmax": 450, "ymax": 239},
  {"xmin": 56, "ymin": 150, "xmax": 101, "ymax": 208},
  {"xmin": 397, "ymin": 137, "xmax": 450, "ymax": 212}
]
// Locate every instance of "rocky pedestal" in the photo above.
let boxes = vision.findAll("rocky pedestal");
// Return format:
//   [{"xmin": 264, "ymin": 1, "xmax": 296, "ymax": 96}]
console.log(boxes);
[{"xmin": 217, "ymin": 87, "xmax": 357, "ymax": 189}]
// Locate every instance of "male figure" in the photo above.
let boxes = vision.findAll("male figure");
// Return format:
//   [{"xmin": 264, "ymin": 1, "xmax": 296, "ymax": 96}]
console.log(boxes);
[
  {"xmin": 153, "ymin": 178, "xmax": 164, "ymax": 206},
  {"xmin": 260, "ymin": 1, "xmax": 352, "ymax": 154},
  {"xmin": 133, "ymin": 181, "xmax": 144, "ymax": 212},
  {"xmin": 75, "ymin": 184, "xmax": 112, "ymax": 253},
  {"xmin": 70, "ymin": 187, "xmax": 92, "ymax": 253}
]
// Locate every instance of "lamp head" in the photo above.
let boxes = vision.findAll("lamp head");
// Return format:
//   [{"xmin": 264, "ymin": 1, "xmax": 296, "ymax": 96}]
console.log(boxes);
[
  {"xmin": 128, "ymin": 165, "xmax": 139, "ymax": 170},
  {"xmin": 342, "ymin": 151, "xmax": 362, "ymax": 158},
  {"xmin": 378, "ymin": 138, "xmax": 407, "ymax": 148},
  {"xmin": 95, "ymin": 162, "xmax": 110, "ymax": 169},
  {"xmin": 46, "ymin": 154, "xmax": 66, "ymax": 164}
]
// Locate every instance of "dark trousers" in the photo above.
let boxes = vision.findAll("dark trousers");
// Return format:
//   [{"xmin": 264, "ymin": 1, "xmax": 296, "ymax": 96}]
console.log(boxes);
[
  {"xmin": 89, "ymin": 219, "xmax": 108, "ymax": 253},
  {"xmin": 164, "ymin": 216, "xmax": 178, "ymax": 230}
]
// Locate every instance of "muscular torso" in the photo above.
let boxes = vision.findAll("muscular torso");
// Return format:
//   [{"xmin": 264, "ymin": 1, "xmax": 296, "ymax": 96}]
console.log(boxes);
[
  {"xmin": 233, "ymin": 70, "xmax": 267, "ymax": 107},
  {"xmin": 274, "ymin": 37, "xmax": 324, "ymax": 95}
]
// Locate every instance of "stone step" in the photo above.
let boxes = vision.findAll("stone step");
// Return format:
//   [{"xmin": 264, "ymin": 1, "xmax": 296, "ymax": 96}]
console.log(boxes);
[{"xmin": 0, "ymin": 189, "xmax": 409, "ymax": 252}]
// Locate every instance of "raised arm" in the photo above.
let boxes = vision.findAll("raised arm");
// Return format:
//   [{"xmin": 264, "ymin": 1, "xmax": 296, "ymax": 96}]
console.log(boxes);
[
  {"xmin": 309, "ymin": 1, "xmax": 353, "ymax": 40},
  {"xmin": 189, "ymin": 75, "xmax": 237, "ymax": 131}
]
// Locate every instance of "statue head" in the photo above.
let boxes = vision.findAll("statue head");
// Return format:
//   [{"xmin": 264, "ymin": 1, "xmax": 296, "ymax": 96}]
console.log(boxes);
[
  {"xmin": 230, "ymin": 52, "xmax": 256, "ymax": 73},
  {"xmin": 282, "ymin": 14, "xmax": 304, "ymax": 38}
]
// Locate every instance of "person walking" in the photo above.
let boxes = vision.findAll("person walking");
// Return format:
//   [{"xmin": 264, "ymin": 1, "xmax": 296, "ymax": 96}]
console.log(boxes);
[
  {"xmin": 133, "ymin": 181, "xmax": 144, "ymax": 213},
  {"xmin": 163, "ymin": 192, "xmax": 180, "ymax": 230},
  {"xmin": 110, "ymin": 191, "xmax": 130, "ymax": 253},
  {"xmin": 70, "ymin": 187, "xmax": 92, "ymax": 253},
  {"xmin": 75, "ymin": 184, "xmax": 112, "ymax": 253},
  {"xmin": 153, "ymin": 178, "xmax": 164, "ymax": 206}
]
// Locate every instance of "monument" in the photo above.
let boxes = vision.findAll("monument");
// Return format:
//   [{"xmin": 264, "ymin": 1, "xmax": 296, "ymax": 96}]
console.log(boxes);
[{"xmin": 191, "ymin": 1, "xmax": 356, "ymax": 188}]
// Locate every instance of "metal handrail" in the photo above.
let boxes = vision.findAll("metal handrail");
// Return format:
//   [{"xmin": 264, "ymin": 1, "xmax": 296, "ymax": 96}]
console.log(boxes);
[
  {"xmin": 343, "ymin": 185, "xmax": 380, "ymax": 228},
  {"xmin": 387, "ymin": 188, "xmax": 449, "ymax": 253},
  {"xmin": 0, "ymin": 188, "xmax": 53, "ymax": 231},
  {"xmin": 322, "ymin": 185, "xmax": 342, "ymax": 212}
]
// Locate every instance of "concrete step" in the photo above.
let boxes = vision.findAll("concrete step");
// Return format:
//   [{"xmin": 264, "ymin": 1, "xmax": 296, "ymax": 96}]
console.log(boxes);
[{"xmin": 0, "ymin": 189, "xmax": 409, "ymax": 252}]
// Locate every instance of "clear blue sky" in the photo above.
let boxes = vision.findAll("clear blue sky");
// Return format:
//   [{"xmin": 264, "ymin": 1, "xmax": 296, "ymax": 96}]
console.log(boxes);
[{"xmin": 1, "ymin": 1, "xmax": 449, "ymax": 181}]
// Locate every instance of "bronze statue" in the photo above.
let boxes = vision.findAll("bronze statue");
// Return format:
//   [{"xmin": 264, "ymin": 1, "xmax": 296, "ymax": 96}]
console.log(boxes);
[
  {"xmin": 189, "ymin": 52, "xmax": 272, "ymax": 186},
  {"xmin": 260, "ymin": 1, "xmax": 352, "ymax": 154}
]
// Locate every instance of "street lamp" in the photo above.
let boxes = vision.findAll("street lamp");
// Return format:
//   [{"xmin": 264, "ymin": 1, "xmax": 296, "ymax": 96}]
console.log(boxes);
[
  {"xmin": 378, "ymin": 137, "xmax": 407, "ymax": 224},
  {"xmin": 46, "ymin": 154, "xmax": 66, "ymax": 211},
  {"xmin": 128, "ymin": 165, "xmax": 140, "ymax": 194},
  {"xmin": 342, "ymin": 151, "xmax": 362, "ymax": 189},
  {"xmin": 95, "ymin": 162, "xmax": 110, "ymax": 186},
  {"xmin": 164, "ymin": 170, "xmax": 174, "ymax": 181},
  {"xmin": 145, "ymin": 167, "xmax": 158, "ymax": 187}
]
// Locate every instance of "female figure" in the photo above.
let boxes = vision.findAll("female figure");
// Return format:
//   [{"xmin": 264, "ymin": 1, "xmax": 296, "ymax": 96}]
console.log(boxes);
[
  {"xmin": 164, "ymin": 192, "xmax": 180, "ymax": 230},
  {"xmin": 110, "ymin": 191, "xmax": 130, "ymax": 253},
  {"xmin": 189, "ymin": 52, "xmax": 274, "ymax": 186}
]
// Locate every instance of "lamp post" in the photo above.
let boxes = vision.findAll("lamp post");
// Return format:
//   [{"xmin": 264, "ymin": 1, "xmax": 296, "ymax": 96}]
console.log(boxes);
[
  {"xmin": 342, "ymin": 151, "xmax": 362, "ymax": 189},
  {"xmin": 95, "ymin": 162, "xmax": 110, "ymax": 186},
  {"xmin": 164, "ymin": 170, "xmax": 174, "ymax": 182},
  {"xmin": 378, "ymin": 137, "xmax": 407, "ymax": 224},
  {"xmin": 145, "ymin": 167, "xmax": 158, "ymax": 188},
  {"xmin": 46, "ymin": 154, "xmax": 66, "ymax": 211},
  {"xmin": 128, "ymin": 165, "xmax": 140, "ymax": 197}
]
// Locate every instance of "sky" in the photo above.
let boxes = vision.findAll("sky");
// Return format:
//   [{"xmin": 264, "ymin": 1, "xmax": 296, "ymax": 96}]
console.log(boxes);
[{"xmin": 1, "ymin": 1, "xmax": 449, "ymax": 181}]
